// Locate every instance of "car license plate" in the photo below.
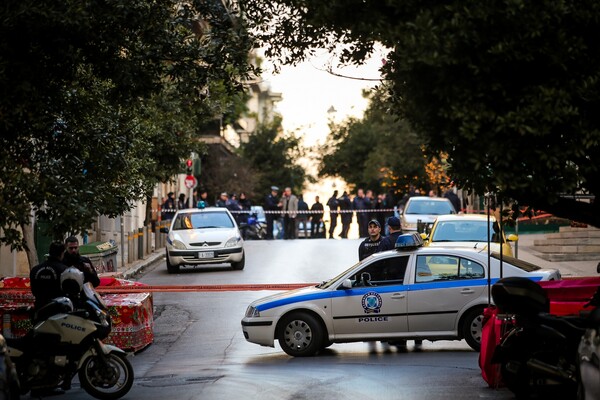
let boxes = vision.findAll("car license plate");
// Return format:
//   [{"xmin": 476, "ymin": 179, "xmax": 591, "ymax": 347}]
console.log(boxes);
[{"xmin": 198, "ymin": 251, "xmax": 214, "ymax": 259}]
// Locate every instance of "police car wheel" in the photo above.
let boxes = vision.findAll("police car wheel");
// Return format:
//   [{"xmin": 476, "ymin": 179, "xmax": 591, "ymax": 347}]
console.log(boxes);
[
  {"xmin": 278, "ymin": 312, "xmax": 323, "ymax": 357},
  {"xmin": 461, "ymin": 307, "xmax": 484, "ymax": 351}
]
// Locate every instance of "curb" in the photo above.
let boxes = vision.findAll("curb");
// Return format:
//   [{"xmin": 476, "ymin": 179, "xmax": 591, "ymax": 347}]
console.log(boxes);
[{"xmin": 120, "ymin": 252, "xmax": 165, "ymax": 280}]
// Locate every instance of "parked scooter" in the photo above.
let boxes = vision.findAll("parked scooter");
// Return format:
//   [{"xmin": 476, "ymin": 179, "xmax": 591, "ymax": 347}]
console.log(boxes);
[
  {"xmin": 6, "ymin": 268, "xmax": 134, "ymax": 399},
  {"xmin": 491, "ymin": 277, "xmax": 594, "ymax": 399},
  {"xmin": 239, "ymin": 214, "xmax": 267, "ymax": 240}
]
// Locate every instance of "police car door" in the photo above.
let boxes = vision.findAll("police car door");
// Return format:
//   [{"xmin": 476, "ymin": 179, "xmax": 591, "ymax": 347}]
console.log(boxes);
[
  {"xmin": 408, "ymin": 254, "xmax": 485, "ymax": 334},
  {"xmin": 331, "ymin": 255, "xmax": 409, "ymax": 339}
]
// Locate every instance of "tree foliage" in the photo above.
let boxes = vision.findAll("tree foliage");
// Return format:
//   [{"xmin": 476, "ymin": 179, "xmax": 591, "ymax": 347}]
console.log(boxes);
[
  {"xmin": 240, "ymin": 117, "xmax": 307, "ymax": 199},
  {"xmin": 241, "ymin": 0, "xmax": 600, "ymax": 227},
  {"xmin": 0, "ymin": 0, "xmax": 254, "ymax": 249},
  {"xmin": 320, "ymin": 88, "xmax": 440, "ymax": 195}
]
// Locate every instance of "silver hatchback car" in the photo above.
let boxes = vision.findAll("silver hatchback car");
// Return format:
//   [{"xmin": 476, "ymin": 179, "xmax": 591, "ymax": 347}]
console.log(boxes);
[{"xmin": 161, "ymin": 208, "xmax": 244, "ymax": 273}]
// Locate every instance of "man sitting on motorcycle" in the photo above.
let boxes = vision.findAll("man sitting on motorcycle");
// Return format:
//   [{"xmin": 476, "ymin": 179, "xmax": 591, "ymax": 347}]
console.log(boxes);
[
  {"xmin": 63, "ymin": 236, "xmax": 100, "ymax": 287},
  {"xmin": 30, "ymin": 241, "xmax": 68, "ymax": 310}
]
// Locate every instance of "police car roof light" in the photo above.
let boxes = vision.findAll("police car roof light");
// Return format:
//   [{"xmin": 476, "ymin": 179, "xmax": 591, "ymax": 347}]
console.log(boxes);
[{"xmin": 395, "ymin": 232, "xmax": 424, "ymax": 250}]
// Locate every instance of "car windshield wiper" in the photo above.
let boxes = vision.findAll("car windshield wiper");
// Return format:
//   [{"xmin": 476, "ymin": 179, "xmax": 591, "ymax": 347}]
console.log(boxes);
[
  {"xmin": 198, "ymin": 225, "xmax": 222, "ymax": 229},
  {"xmin": 315, "ymin": 280, "xmax": 328, "ymax": 288}
]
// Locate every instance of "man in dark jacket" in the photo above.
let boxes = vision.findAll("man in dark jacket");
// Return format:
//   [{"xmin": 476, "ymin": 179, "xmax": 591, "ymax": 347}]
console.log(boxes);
[
  {"xmin": 310, "ymin": 196, "xmax": 324, "ymax": 238},
  {"xmin": 358, "ymin": 220, "xmax": 383, "ymax": 261},
  {"xmin": 63, "ymin": 236, "xmax": 100, "ymax": 287},
  {"xmin": 264, "ymin": 186, "xmax": 280, "ymax": 240},
  {"xmin": 326, "ymin": 190, "xmax": 339, "ymax": 239},
  {"xmin": 352, "ymin": 188, "xmax": 371, "ymax": 238},
  {"xmin": 338, "ymin": 191, "xmax": 352, "ymax": 239},
  {"xmin": 30, "ymin": 242, "xmax": 68, "ymax": 309},
  {"xmin": 377, "ymin": 216, "xmax": 404, "ymax": 252}
]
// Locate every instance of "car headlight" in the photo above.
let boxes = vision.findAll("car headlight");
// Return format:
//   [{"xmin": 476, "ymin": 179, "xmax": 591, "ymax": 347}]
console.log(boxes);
[
  {"xmin": 402, "ymin": 222, "xmax": 417, "ymax": 230},
  {"xmin": 245, "ymin": 306, "xmax": 260, "ymax": 318},
  {"xmin": 171, "ymin": 240, "xmax": 187, "ymax": 250},
  {"xmin": 225, "ymin": 236, "xmax": 241, "ymax": 248}
]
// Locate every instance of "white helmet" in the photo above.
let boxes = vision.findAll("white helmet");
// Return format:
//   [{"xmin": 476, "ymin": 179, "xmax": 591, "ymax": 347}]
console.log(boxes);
[{"xmin": 61, "ymin": 266, "xmax": 84, "ymax": 296}]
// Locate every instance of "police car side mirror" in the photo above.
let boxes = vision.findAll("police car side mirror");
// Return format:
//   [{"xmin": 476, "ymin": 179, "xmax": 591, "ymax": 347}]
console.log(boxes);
[
  {"xmin": 339, "ymin": 279, "xmax": 353, "ymax": 290},
  {"xmin": 159, "ymin": 227, "xmax": 169, "ymax": 233}
]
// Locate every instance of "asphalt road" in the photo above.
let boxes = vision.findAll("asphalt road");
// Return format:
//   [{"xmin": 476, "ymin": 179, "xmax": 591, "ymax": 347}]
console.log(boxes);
[{"xmin": 59, "ymin": 239, "xmax": 516, "ymax": 400}]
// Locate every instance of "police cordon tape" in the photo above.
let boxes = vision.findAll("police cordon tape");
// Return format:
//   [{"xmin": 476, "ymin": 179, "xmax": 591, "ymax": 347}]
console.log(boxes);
[
  {"xmin": 0, "ymin": 283, "xmax": 318, "ymax": 293},
  {"xmin": 156, "ymin": 208, "xmax": 397, "ymax": 214},
  {"xmin": 95, "ymin": 283, "xmax": 319, "ymax": 293}
]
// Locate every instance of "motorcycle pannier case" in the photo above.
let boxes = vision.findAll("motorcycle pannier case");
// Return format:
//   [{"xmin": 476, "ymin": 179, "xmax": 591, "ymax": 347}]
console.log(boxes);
[{"xmin": 492, "ymin": 277, "xmax": 549, "ymax": 315}]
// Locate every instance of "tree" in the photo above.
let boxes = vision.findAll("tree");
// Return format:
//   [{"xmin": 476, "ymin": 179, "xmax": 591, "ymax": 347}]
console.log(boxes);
[
  {"xmin": 241, "ymin": 0, "xmax": 600, "ymax": 227},
  {"xmin": 0, "ymin": 1, "xmax": 254, "ymax": 265},
  {"xmin": 319, "ymin": 87, "xmax": 441, "ymax": 196},
  {"xmin": 240, "ymin": 117, "xmax": 308, "ymax": 199}
]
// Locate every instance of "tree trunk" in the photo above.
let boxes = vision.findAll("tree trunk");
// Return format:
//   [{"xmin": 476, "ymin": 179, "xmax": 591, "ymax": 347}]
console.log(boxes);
[{"xmin": 21, "ymin": 222, "xmax": 38, "ymax": 270}]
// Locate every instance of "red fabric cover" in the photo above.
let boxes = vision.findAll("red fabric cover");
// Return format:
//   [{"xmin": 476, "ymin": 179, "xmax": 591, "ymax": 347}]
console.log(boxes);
[
  {"xmin": 0, "ymin": 277, "xmax": 153, "ymax": 352},
  {"xmin": 479, "ymin": 306, "xmax": 503, "ymax": 387}
]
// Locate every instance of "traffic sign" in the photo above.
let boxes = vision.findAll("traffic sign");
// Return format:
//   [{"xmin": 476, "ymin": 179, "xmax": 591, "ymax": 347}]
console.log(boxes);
[{"xmin": 184, "ymin": 175, "xmax": 197, "ymax": 189}]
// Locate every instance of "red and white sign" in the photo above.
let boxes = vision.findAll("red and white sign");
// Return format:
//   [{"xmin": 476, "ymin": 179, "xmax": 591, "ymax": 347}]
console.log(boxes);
[{"xmin": 184, "ymin": 175, "xmax": 197, "ymax": 189}]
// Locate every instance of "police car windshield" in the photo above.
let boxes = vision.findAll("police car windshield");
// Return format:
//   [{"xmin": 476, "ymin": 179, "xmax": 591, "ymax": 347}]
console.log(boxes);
[{"xmin": 317, "ymin": 261, "xmax": 362, "ymax": 289}]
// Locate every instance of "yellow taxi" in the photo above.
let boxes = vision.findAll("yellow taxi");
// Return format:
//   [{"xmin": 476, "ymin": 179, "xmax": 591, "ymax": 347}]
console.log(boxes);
[{"xmin": 422, "ymin": 214, "xmax": 518, "ymax": 257}]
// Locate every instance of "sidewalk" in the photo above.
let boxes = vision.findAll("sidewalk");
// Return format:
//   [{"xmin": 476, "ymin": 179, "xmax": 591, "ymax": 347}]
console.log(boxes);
[
  {"xmin": 111, "ymin": 250, "xmax": 165, "ymax": 281},
  {"xmin": 515, "ymin": 233, "xmax": 600, "ymax": 277}
]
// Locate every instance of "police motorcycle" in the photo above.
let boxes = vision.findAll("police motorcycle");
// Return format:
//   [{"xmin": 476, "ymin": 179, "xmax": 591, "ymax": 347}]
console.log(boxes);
[
  {"xmin": 6, "ymin": 267, "xmax": 134, "ymax": 399},
  {"xmin": 492, "ymin": 277, "xmax": 599, "ymax": 399},
  {"xmin": 238, "ymin": 213, "xmax": 267, "ymax": 240}
]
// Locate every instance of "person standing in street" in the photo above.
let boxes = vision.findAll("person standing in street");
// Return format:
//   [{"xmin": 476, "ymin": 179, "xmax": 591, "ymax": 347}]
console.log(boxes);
[
  {"xmin": 161, "ymin": 192, "xmax": 176, "ymax": 221},
  {"xmin": 281, "ymin": 187, "xmax": 298, "ymax": 239},
  {"xmin": 326, "ymin": 190, "xmax": 339, "ymax": 239},
  {"xmin": 358, "ymin": 220, "xmax": 383, "ymax": 261},
  {"xmin": 377, "ymin": 216, "xmax": 404, "ymax": 252},
  {"xmin": 352, "ymin": 188, "xmax": 371, "ymax": 238},
  {"xmin": 216, "ymin": 192, "xmax": 228, "ymax": 208},
  {"xmin": 310, "ymin": 196, "xmax": 324, "ymax": 238},
  {"xmin": 338, "ymin": 191, "xmax": 352, "ymax": 239},
  {"xmin": 63, "ymin": 236, "xmax": 100, "ymax": 287},
  {"xmin": 177, "ymin": 193, "xmax": 188, "ymax": 210},
  {"xmin": 296, "ymin": 195, "xmax": 309, "ymax": 238},
  {"xmin": 264, "ymin": 186, "xmax": 280, "ymax": 240}
]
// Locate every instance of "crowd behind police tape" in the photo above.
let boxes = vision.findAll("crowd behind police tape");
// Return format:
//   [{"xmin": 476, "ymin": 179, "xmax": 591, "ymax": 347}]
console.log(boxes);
[{"xmin": 158, "ymin": 185, "xmax": 464, "ymax": 239}]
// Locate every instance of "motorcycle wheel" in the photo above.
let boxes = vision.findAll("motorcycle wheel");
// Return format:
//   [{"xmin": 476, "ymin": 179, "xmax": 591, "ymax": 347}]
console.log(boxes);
[
  {"xmin": 500, "ymin": 359, "xmax": 531, "ymax": 399},
  {"xmin": 78, "ymin": 352, "xmax": 134, "ymax": 400}
]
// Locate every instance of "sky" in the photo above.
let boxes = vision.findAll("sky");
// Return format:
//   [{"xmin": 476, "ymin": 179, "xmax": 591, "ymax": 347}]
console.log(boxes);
[
  {"xmin": 258, "ymin": 51, "xmax": 385, "ymax": 238},
  {"xmin": 261, "ymin": 50, "xmax": 385, "ymax": 147}
]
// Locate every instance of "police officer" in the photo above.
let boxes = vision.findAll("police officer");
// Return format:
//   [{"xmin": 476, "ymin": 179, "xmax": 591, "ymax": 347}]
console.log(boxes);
[
  {"xmin": 30, "ymin": 241, "xmax": 68, "ymax": 310},
  {"xmin": 63, "ymin": 236, "xmax": 100, "ymax": 287},
  {"xmin": 358, "ymin": 220, "xmax": 383, "ymax": 261},
  {"xmin": 264, "ymin": 186, "xmax": 280, "ymax": 240},
  {"xmin": 377, "ymin": 216, "xmax": 403, "ymax": 252}
]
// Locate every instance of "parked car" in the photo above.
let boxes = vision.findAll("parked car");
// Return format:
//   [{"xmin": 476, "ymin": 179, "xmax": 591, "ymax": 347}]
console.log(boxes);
[
  {"xmin": 161, "ymin": 208, "xmax": 245, "ymax": 273},
  {"xmin": 241, "ymin": 233, "xmax": 560, "ymax": 357},
  {"xmin": 423, "ymin": 214, "xmax": 518, "ymax": 257},
  {"xmin": 297, "ymin": 220, "xmax": 326, "ymax": 238},
  {"xmin": 400, "ymin": 196, "xmax": 456, "ymax": 232}
]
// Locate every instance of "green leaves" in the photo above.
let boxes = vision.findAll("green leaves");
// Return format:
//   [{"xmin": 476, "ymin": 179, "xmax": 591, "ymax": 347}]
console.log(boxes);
[{"xmin": 0, "ymin": 0, "xmax": 255, "ymax": 249}]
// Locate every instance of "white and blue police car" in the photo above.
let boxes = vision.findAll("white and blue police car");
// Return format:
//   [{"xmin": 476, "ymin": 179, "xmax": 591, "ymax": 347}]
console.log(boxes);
[{"xmin": 241, "ymin": 233, "xmax": 561, "ymax": 356}]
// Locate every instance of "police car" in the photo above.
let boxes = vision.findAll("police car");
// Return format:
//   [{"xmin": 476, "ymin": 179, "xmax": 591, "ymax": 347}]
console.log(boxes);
[{"xmin": 241, "ymin": 233, "xmax": 561, "ymax": 357}]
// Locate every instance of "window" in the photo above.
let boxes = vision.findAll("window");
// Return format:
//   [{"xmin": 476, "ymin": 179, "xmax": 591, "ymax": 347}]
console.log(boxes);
[
  {"xmin": 415, "ymin": 255, "xmax": 484, "ymax": 283},
  {"xmin": 352, "ymin": 256, "xmax": 409, "ymax": 287}
]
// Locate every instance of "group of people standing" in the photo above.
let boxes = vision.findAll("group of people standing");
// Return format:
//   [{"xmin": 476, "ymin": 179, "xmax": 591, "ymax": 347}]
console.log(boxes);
[
  {"xmin": 326, "ymin": 188, "xmax": 397, "ymax": 240},
  {"xmin": 264, "ymin": 186, "xmax": 324, "ymax": 240}
]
